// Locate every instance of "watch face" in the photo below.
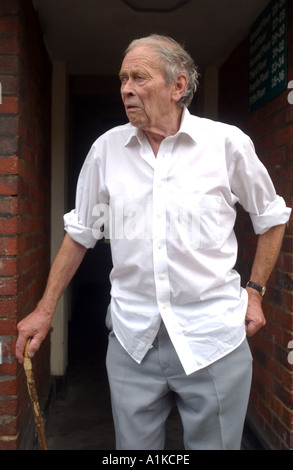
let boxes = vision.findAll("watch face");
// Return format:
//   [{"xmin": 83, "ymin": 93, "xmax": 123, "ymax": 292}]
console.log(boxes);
[{"xmin": 261, "ymin": 286, "xmax": 266, "ymax": 296}]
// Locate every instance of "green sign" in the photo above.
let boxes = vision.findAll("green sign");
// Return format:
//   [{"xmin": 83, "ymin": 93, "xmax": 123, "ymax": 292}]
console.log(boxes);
[{"xmin": 249, "ymin": 0, "xmax": 287, "ymax": 113}]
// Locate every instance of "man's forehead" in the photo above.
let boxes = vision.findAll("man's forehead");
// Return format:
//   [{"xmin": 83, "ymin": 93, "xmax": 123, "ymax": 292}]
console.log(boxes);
[{"xmin": 120, "ymin": 45, "xmax": 160, "ymax": 72}]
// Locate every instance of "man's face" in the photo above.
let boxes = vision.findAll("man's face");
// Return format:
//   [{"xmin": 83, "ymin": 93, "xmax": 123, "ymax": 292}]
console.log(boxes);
[{"xmin": 119, "ymin": 45, "xmax": 175, "ymax": 132}]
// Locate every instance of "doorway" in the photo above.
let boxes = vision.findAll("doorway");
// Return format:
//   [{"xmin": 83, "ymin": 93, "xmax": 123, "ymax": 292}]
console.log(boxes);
[{"xmin": 67, "ymin": 75, "xmax": 127, "ymax": 369}]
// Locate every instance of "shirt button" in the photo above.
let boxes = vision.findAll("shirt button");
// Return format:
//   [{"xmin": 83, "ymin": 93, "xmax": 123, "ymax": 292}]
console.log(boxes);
[
  {"xmin": 162, "ymin": 304, "xmax": 167, "ymax": 310},
  {"xmin": 157, "ymin": 243, "xmax": 162, "ymax": 250},
  {"xmin": 159, "ymin": 274, "xmax": 165, "ymax": 280}
]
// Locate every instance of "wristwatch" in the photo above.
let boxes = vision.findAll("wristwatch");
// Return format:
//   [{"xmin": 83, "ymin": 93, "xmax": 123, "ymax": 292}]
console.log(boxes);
[{"xmin": 246, "ymin": 281, "xmax": 266, "ymax": 297}]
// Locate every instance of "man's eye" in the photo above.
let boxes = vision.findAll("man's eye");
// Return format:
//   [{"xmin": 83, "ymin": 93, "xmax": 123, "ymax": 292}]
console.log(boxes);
[{"xmin": 136, "ymin": 76, "xmax": 146, "ymax": 83}]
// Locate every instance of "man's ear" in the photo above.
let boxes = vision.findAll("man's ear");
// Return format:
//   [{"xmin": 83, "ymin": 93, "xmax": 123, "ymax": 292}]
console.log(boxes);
[{"xmin": 172, "ymin": 74, "xmax": 188, "ymax": 103}]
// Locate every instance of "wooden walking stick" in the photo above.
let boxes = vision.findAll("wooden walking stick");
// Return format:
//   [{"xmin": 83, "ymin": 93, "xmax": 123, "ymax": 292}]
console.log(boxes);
[{"xmin": 23, "ymin": 339, "xmax": 48, "ymax": 450}]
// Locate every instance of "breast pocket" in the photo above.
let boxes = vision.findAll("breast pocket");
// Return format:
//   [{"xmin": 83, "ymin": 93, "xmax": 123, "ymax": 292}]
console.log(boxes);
[
  {"xmin": 198, "ymin": 195, "xmax": 222, "ymax": 249},
  {"xmin": 171, "ymin": 195, "xmax": 222, "ymax": 251}
]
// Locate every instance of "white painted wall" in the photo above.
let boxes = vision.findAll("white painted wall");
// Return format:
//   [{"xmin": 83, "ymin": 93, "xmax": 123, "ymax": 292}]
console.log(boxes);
[{"xmin": 50, "ymin": 61, "xmax": 69, "ymax": 376}]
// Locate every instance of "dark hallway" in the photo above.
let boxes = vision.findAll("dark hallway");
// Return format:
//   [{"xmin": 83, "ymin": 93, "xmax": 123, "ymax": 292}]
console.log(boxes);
[{"xmin": 46, "ymin": 281, "xmax": 116, "ymax": 450}]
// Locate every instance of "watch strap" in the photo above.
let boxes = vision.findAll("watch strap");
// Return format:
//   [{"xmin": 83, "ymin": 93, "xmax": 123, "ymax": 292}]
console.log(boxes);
[{"xmin": 246, "ymin": 281, "xmax": 266, "ymax": 296}]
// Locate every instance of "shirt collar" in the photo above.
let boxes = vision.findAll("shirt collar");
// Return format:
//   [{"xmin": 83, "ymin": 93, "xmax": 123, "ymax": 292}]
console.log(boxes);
[
  {"xmin": 124, "ymin": 126, "xmax": 144, "ymax": 148},
  {"xmin": 124, "ymin": 107, "xmax": 198, "ymax": 148},
  {"xmin": 177, "ymin": 108, "xmax": 198, "ymax": 143}
]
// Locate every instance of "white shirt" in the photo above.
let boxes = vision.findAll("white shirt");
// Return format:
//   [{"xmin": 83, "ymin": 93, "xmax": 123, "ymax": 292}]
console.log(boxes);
[{"xmin": 64, "ymin": 109, "xmax": 291, "ymax": 375}]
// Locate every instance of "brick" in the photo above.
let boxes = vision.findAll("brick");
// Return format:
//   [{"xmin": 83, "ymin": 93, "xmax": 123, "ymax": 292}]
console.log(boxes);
[
  {"xmin": 283, "ymin": 254, "xmax": 293, "ymax": 273},
  {"xmin": 0, "ymin": 18, "xmax": 21, "ymax": 35},
  {"xmin": 0, "ymin": 116, "xmax": 19, "ymax": 135},
  {"xmin": 0, "ymin": 277, "xmax": 17, "ymax": 295},
  {"xmin": 282, "ymin": 309, "xmax": 293, "ymax": 330},
  {"xmin": 0, "ymin": 339, "xmax": 16, "ymax": 362},
  {"xmin": 275, "ymin": 379, "xmax": 293, "ymax": 409},
  {"xmin": 0, "ymin": 136, "xmax": 18, "ymax": 155},
  {"xmin": 281, "ymin": 365, "xmax": 293, "ymax": 390},
  {"xmin": 0, "ymin": 297, "xmax": 17, "ymax": 317},
  {"xmin": 0, "ymin": 196, "xmax": 18, "ymax": 215},
  {"xmin": 0, "ymin": 156, "xmax": 18, "ymax": 174},
  {"xmin": 284, "ymin": 292, "xmax": 293, "ymax": 312},
  {"xmin": 0, "ymin": 439, "xmax": 18, "ymax": 450},
  {"xmin": 0, "ymin": 175, "xmax": 18, "ymax": 195},
  {"xmin": 0, "ymin": 75, "xmax": 19, "ymax": 96},
  {"xmin": 0, "ymin": 257, "xmax": 17, "ymax": 276},
  {"xmin": 0, "ymin": 0, "xmax": 19, "ymax": 15},
  {"xmin": 0, "ymin": 216, "xmax": 18, "ymax": 235},
  {"xmin": 0, "ymin": 416, "xmax": 17, "ymax": 437},
  {"xmin": 269, "ymin": 148, "xmax": 285, "ymax": 166},
  {"xmin": 0, "ymin": 398, "xmax": 17, "ymax": 416},
  {"xmin": 274, "ymin": 126, "xmax": 293, "ymax": 148},
  {"xmin": 0, "ymin": 36, "xmax": 20, "ymax": 54},
  {"xmin": 0, "ymin": 377, "xmax": 17, "ymax": 397},
  {"xmin": 0, "ymin": 317, "xmax": 16, "ymax": 336},
  {"xmin": 282, "ymin": 407, "xmax": 293, "ymax": 431},
  {"xmin": 18, "ymin": 159, "xmax": 37, "ymax": 185},
  {"xmin": 275, "ymin": 271, "xmax": 293, "ymax": 291},
  {"xmin": 0, "ymin": 96, "xmax": 19, "ymax": 113},
  {"xmin": 0, "ymin": 237, "xmax": 17, "ymax": 256},
  {"xmin": 0, "ymin": 55, "xmax": 19, "ymax": 74},
  {"xmin": 282, "ymin": 237, "xmax": 293, "ymax": 254},
  {"xmin": 0, "ymin": 360, "xmax": 18, "ymax": 378},
  {"xmin": 286, "ymin": 103, "xmax": 293, "ymax": 123},
  {"xmin": 267, "ymin": 286, "xmax": 284, "ymax": 306}
]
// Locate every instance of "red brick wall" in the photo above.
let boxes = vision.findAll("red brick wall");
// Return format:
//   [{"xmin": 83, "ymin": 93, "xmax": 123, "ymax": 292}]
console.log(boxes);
[
  {"xmin": 219, "ymin": 3, "xmax": 293, "ymax": 450},
  {"xmin": 0, "ymin": 0, "xmax": 52, "ymax": 449}
]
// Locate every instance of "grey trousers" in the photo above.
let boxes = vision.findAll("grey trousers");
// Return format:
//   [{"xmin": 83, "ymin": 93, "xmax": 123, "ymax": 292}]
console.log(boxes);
[{"xmin": 106, "ymin": 321, "xmax": 252, "ymax": 450}]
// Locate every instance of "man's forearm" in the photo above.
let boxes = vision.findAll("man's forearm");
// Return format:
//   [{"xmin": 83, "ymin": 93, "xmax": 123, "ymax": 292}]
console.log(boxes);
[
  {"xmin": 247, "ymin": 223, "xmax": 286, "ymax": 289},
  {"xmin": 16, "ymin": 233, "xmax": 87, "ymax": 362},
  {"xmin": 245, "ymin": 223, "xmax": 286, "ymax": 337},
  {"xmin": 38, "ymin": 233, "xmax": 87, "ymax": 317}
]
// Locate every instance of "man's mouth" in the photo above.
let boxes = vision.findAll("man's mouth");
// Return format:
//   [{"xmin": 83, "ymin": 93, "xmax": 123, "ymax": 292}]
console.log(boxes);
[{"xmin": 126, "ymin": 105, "xmax": 139, "ymax": 111}]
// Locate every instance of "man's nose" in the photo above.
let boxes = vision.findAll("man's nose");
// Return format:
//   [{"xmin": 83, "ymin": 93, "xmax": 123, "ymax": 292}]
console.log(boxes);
[{"xmin": 121, "ymin": 79, "xmax": 135, "ymax": 97}]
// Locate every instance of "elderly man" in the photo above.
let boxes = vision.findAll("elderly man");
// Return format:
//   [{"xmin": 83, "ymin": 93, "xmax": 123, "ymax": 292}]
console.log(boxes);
[{"xmin": 16, "ymin": 35, "xmax": 291, "ymax": 450}]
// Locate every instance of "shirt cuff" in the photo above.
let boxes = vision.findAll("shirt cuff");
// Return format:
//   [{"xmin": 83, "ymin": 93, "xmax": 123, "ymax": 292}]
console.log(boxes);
[
  {"xmin": 250, "ymin": 196, "xmax": 292, "ymax": 235},
  {"xmin": 64, "ymin": 209, "xmax": 98, "ymax": 249}
]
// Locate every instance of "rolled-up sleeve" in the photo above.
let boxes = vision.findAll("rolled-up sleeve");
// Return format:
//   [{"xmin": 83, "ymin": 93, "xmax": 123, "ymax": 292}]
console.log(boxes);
[
  {"xmin": 64, "ymin": 209, "xmax": 97, "ymax": 249},
  {"xmin": 229, "ymin": 132, "xmax": 291, "ymax": 234},
  {"xmin": 250, "ymin": 196, "xmax": 291, "ymax": 234},
  {"xmin": 64, "ymin": 141, "xmax": 107, "ymax": 249}
]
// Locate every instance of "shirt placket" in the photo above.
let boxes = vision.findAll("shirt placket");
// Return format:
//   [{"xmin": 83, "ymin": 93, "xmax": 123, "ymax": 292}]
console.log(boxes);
[
  {"xmin": 152, "ymin": 143, "xmax": 197, "ymax": 375},
  {"xmin": 152, "ymin": 151, "xmax": 171, "ymax": 315}
]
